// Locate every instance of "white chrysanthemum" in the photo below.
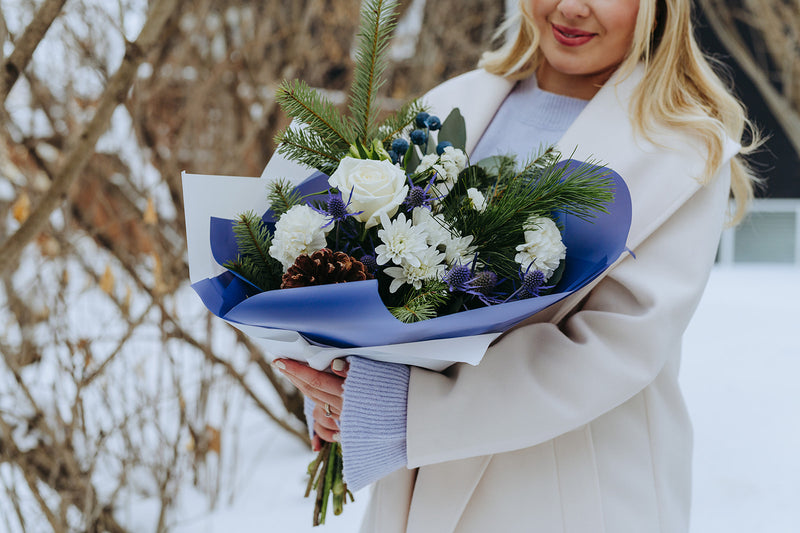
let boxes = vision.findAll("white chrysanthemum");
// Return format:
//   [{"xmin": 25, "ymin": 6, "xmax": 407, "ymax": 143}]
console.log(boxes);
[
  {"xmin": 412, "ymin": 207, "xmax": 451, "ymax": 247},
  {"xmin": 374, "ymin": 212, "xmax": 429, "ymax": 267},
  {"xmin": 444, "ymin": 234, "xmax": 476, "ymax": 265},
  {"xmin": 384, "ymin": 246, "xmax": 446, "ymax": 293},
  {"xmin": 439, "ymin": 146, "xmax": 467, "ymax": 184},
  {"xmin": 514, "ymin": 216, "xmax": 566, "ymax": 280},
  {"xmin": 269, "ymin": 204, "xmax": 331, "ymax": 271},
  {"xmin": 466, "ymin": 187, "xmax": 487, "ymax": 212},
  {"xmin": 415, "ymin": 154, "xmax": 446, "ymax": 181}
]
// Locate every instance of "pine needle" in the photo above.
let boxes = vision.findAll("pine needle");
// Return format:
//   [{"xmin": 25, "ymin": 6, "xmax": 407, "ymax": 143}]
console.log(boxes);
[
  {"xmin": 223, "ymin": 211, "xmax": 283, "ymax": 292},
  {"xmin": 389, "ymin": 281, "xmax": 450, "ymax": 323},
  {"xmin": 267, "ymin": 178, "xmax": 303, "ymax": 216},
  {"xmin": 348, "ymin": 0, "xmax": 400, "ymax": 143}
]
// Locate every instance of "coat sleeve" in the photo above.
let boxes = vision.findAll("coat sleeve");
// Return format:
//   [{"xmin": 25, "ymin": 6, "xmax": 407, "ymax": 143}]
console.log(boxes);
[{"xmin": 405, "ymin": 160, "xmax": 732, "ymax": 468}]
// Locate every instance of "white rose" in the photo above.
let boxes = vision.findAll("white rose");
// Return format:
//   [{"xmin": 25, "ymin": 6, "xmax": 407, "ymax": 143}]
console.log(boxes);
[
  {"xmin": 514, "ymin": 216, "xmax": 566, "ymax": 280},
  {"xmin": 328, "ymin": 156, "xmax": 408, "ymax": 229},
  {"xmin": 269, "ymin": 204, "xmax": 330, "ymax": 271}
]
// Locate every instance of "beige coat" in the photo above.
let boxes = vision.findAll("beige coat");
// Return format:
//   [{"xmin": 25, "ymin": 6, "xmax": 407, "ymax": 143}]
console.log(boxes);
[{"xmin": 358, "ymin": 67, "xmax": 738, "ymax": 533}]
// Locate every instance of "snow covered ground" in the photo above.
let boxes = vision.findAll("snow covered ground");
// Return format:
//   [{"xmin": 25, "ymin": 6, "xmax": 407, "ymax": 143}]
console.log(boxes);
[{"xmin": 160, "ymin": 265, "xmax": 799, "ymax": 533}]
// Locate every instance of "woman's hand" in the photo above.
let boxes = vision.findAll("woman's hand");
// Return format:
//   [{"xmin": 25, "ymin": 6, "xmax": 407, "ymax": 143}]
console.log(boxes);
[{"xmin": 273, "ymin": 358, "xmax": 349, "ymax": 451}]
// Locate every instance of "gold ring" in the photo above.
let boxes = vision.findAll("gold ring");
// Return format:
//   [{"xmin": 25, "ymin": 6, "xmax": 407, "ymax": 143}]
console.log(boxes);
[{"xmin": 324, "ymin": 403, "xmax": 332, "ymax": 417}]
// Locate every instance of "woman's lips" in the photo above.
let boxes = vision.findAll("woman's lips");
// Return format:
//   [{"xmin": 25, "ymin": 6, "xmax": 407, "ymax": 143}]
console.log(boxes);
[{"xmin": 551, "ymin": 23, "xmax": 596, "ymax": 46}]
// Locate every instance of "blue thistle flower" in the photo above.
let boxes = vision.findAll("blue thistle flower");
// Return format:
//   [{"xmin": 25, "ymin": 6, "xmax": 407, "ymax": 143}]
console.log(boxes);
[
  {"xmin": 359, "ymin": 254, "xmax": 378, "ymax": 274},
  {"xmin": 391, "ymin": 138, "xmax": 409, "ymax": 155},
  {"xmin": 402, "ymin": 175, "xmax": 438, "ymax": 211},
  {"xmin": 388, "ymin": 149, "xmax": 399, "ymax": 164},
  {"xmin": 436, "ymin": 141, "xmax": 453, "ymax": 155},
  {"xmin": 312, "ymin": 188, "xmax": 364, "ymax": 228},
  {"xmin": 410, "ymin": 129, "xmax": 428, "ymax": 146},
  {"xmin": 522, "ymin": 269, "xmax": 547, "ymax": 297},
  {"xmin": 425, "ymin": 115, "xmax": 442, "ymax": 130},
  {"xmin": 443, "ymin": 264, "xmax": 473, "ymax": 293},
  {"xmin": 468, "ymin": 270, "xmax": 498, "ymax": 295},
  {"xmin": 415, "ymin": 112, "xmax": 430, "ymax": 128}
]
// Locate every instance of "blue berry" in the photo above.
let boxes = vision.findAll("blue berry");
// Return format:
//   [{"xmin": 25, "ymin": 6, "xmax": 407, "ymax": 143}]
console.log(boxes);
[
  {"xmin": 388, "ymin": 149, "xmax": 399, "ymax": 164},
  {"xmin": 410, "ymin": 129, "xmax": 428, "ymax": 146},
  {"xmin": 391, "ymin": 138, "xmax": 409, "ymax": 155},
  {"xmin": 425, "ymin": 115, "xmax": 441, "ymax": 130},
  {"xmin": 436, "ymin": 141, "xmax": 453, "ymax": 155},
  {"xmin": 415, "ymin": 112, "xmax": 430, "ymax": 128}
]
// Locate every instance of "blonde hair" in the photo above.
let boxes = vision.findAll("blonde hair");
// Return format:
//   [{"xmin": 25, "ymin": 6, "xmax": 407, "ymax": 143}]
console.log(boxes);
[{"xmin": 480, "ymin": 0, "xmax": 760, "ymax": 224}]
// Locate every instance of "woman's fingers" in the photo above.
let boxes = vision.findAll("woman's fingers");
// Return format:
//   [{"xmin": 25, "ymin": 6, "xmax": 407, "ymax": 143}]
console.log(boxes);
[
  {"xmin": 313, "ymin": 403, "xmax": 341, "ymax": 426},
  {"xmin": 273, "ymin": 358, "xmax": 345, "ymax": 412},
  {"xmin": 314, "ymin": 419, "xmax": 340, "ymax": 444},
  {"xmin": 330, "ymin": 358, "xmax": 349, "ymax": 378}
]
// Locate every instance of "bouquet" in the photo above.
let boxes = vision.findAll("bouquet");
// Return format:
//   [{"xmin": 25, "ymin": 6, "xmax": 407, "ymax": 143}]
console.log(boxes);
[{"xmin": 182, "ymin": 0, "xmax": 631, "ymax": 525}]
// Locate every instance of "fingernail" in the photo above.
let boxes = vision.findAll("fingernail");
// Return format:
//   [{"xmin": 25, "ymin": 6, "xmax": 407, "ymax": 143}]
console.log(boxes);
[
  {"xmin": 272, "ymin": 360, "xmax": 286, "ymax": 371},
  {"xmin": 332, "ymin": 432, "xmax": 341, "ymax": 442},
  {"xmin": 332, "ymin": 359, "xmax": 345, "ymax": 372}
]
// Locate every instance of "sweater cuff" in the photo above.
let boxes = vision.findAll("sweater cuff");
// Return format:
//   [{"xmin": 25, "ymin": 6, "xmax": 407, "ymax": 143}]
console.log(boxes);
[
  {"xmin": 303, "ymin": 396, "xmax": 316, "ymax": 442},
  {"xmin": 340, "ymin": 356, "xmax": 410, "ymax": 492}
]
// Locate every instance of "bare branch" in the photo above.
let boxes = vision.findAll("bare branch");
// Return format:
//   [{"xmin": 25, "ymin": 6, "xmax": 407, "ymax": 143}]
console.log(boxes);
[
  {"xmin": 0, "ymin": 0, "xmax": 184, "ymax": 275},
  {"xmin": 0, "ymin": 0, "xmax": 68, "ymax": 104}
]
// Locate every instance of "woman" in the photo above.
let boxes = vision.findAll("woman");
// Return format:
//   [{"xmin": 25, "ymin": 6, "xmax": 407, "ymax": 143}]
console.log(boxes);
[{"xmin": 273, "ymin": 0, "xmax": 759, "ymax": 530}]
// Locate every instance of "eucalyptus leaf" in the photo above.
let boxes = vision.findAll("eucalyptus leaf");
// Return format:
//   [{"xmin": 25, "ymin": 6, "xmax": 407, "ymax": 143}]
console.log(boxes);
[{"xmin": 438, "ymin": 108, "xmax": 467, "ymax": 150}]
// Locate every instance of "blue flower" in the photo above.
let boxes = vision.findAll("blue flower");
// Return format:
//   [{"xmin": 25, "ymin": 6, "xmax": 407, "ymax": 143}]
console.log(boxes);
[
  {"xmin": 443, "ymin": 264, "xmax": 472, "ymax": 292},
  {"xmin": 402, "ymin": 174, "xmax": 438, "ymax": 211},
  {"xmin": 425, "ymin": 115, "xmax": 441, "ymax": 130},
  {"xmin": 410, "ymin": 129, "xmax": 428, "ymax": 146},
  {"xmin": 312, "ymin": 188, "xmax": 364, "ymax": 228},
  {"xmin": 388, "ymin": 149, "xmax": 399, "ymax": 164},
  {"xmin": 391, "ymin": 138, "xmax": 409, "ymax": 155},
  {"xmin": 415, "ymin": 112, "xmax": 430, "ymax": 128},
  {"xmin": 436, "ymin": 141, "xmax": 453, "ymax": 155}
]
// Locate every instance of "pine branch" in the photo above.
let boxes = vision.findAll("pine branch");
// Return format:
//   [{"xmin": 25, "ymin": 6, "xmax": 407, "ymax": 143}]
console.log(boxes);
[
  {"xmin": 275, "ymin": 127, "xmax": 345, "ymax": 175},
  {"xmin": 225, "ymin": 211, "xmax": 282, "ymax": 292},
  {"xmin": 379, "ymin": 98, "xmax": 426, "ymax": 144},
  {"xmin": 389, "ymin": 281, "xmax": 450, "ymax": 323},
  {"xmin": 348, "ymin": 0, "xmax": 400, "ymax": 143},
  {"xmin": 267, "ymin": 178, "xmax": 303, "ymax": 216},
  {"xmin": 276, "ymin": 79, "xmax": 354, "ymax": 147}
]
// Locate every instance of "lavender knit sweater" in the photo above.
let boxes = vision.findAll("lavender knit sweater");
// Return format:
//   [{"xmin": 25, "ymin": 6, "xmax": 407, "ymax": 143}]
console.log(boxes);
[{"xmin": 310, "ymin": 76, "xmax": 588, "ymax": 492}]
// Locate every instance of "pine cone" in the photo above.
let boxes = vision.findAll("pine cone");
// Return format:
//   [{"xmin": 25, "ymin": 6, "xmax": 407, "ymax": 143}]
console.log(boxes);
[{"xmin": 281, "ymin": 248, "xmax": 373, "ymax": 289}]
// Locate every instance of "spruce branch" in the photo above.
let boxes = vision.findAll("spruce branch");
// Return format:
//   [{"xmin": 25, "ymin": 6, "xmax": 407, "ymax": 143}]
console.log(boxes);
[
  {"xmin": 348, "ymin": 0, "xmax": 400, "ymax": 143},
  {"xmin": 389, "ymin": 281, "xmax": 450, "ymax": 323},
  {"xmin": 224, "ymin": 211, "xmax": 282, "ymax": 292},
  {"xmin": 276, "ymin": 79, "xmax": 354, "ymax": 147},
  {"xmin": 275, "ymin": 127, "xmax": 345, "ymax": 175},
  {"xmin": 267, "ymin": 178, "xmax": 303, "ymax": 216}
]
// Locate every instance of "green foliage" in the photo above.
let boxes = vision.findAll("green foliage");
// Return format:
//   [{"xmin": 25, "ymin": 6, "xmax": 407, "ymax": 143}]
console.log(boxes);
[
  {"xmin": 274, "ymin": 126, "xmax": 345, "ymax": 175},
  {"xmin": 267, "ymin": 178, "xmax": 303, "ymax": 216},
  {"xmin": 223, "ymin": 211, "xmax": 283, "ymax": 292},
  {"xmin": 437, "ymin": 145, "xmax": 615, "ymax": 280},
  {"xmin": 380, "ymin": 98, "xmax": 426, "ymax": 145},
  {"xmin": 389, "ymin": 280, "xmax": 450, "ymax": 323},
  {"xmin": 273, "ymin": 0, "xmax": 424, "ymax": 174},
  {"xmin": 437, "ymin": 108, "xmax": 467, "ymax": 151},
  {"xmin": 349, "ymin": 0, "xmax": 400, "ymax": 143},
  {"xmin": 275, "ymin": 79, "xmax": 355, "ymax": 146}
]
